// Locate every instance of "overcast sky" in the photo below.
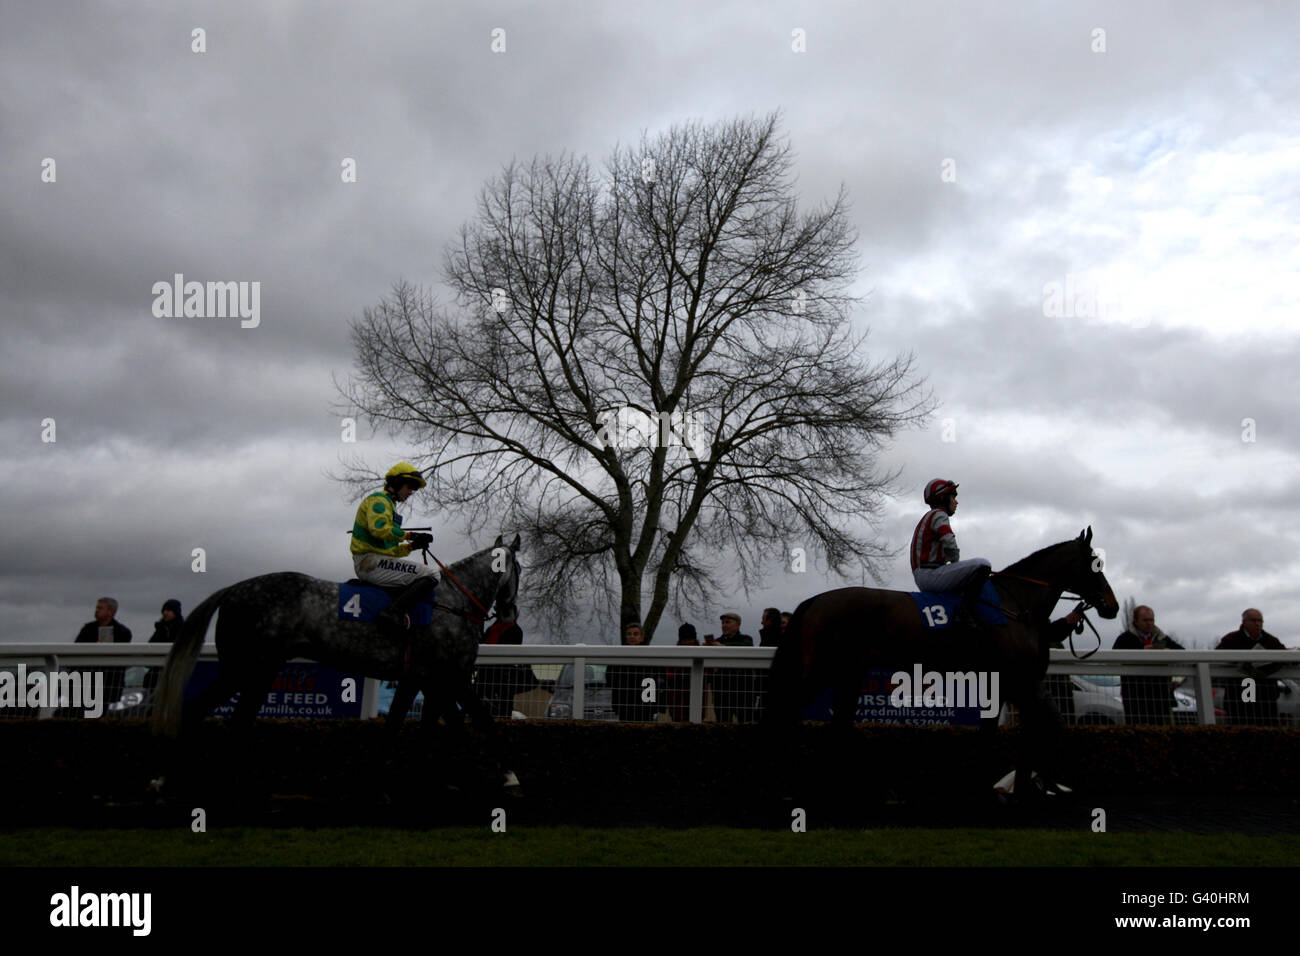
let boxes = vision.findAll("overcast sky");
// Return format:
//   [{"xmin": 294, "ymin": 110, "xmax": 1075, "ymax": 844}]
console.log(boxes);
[{"xmin": 2, "ymin": 0, "xmax": 1297, "ymax": 647}]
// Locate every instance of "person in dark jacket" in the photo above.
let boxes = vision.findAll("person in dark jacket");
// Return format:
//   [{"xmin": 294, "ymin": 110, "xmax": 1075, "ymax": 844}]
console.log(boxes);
[
  {"xmin": 714, "ymin": 611, "xmax": 758, "ymax": 721},
  {"xmin": 475, "ymin": 619, "xmax": 533, "ymax": 718},
  {"xmin": 74, "ymin": 597, "xmax": 132, "ymax": 708},
  {"xmin": 1019, "ymin": 604, "xmax": 1089, "ymax": 793},
  {"xmin": 1216, "ymin": 609, "xmax": 1288, "ymax": 725},
  {"xmin": 149, "ymin": 599, "xmax": 184, "ymax": 643},
  {"xmin": 1113, "ymin": 605, "xmax": 1182, "ymax": 724},
  {"xmin": 141, "ymin": 599, "xmax": 184, "ymax": 694},
  {"xmin": 662, "ymin": 623, "xmax": 699, "ymax": 721},
  {"xmin": 755, "ymin": 608, "xmax": 782, "ymax": 716},
  {"xmin": 1043, "ymin": 604, "xmax": 1086, "ymax": 724},
  {"xmin": 608, "ymin": 623, "xmax": 662, "ymax": 722},
  {"xmin": 74, "ymin": 597, "xmax": 132, "ymax": 643}
]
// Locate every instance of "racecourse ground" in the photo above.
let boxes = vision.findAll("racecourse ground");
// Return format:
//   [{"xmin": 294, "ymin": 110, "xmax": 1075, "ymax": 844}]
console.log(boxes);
[{"xmin": 3, "ymin": 826, "xmax": 1297, "ymax": 866}]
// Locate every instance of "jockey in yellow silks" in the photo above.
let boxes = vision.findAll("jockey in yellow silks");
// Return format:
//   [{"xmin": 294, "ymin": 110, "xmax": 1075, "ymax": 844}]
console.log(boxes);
[{"xmin": 351, "ymin": 462, "xmax": 440, "ymax": 631}]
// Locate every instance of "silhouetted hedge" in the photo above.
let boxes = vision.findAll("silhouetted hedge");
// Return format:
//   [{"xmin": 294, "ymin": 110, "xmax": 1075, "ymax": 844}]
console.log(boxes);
[{"xmin": 1, "ymin": 719, "xmax": 1295, "ymax": 827}]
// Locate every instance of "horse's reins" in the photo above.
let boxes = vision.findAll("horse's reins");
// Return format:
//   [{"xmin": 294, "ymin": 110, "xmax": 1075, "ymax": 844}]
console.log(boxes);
[
  {"xmin": 422, "ymin": 548, "xmax": 493, "ymax": 628},
  {"xmin": 400, "ymin": 546, "xmax": 503, "ymax": 680},
  {"xmin": 988, "ymin": 571, "xmax": 1103, "ymax": 660}
]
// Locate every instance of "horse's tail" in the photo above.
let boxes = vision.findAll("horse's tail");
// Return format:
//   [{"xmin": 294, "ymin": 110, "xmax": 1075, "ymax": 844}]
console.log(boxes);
[
  {"xmin": 151, "ymin": 584, "xmax": 233, "ymax": 737},
  {"xmin": 762, "ymin": 595, "xmax": 815, "ymax": 727}
]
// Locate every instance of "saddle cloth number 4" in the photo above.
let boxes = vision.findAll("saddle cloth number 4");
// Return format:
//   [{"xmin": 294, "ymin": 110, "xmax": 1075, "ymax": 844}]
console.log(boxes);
[{"xmin": 343, "ymin": 594, "xmax": 363, "ymax": 618}]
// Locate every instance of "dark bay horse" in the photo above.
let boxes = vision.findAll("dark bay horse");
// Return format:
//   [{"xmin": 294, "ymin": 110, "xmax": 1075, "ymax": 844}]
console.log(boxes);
[
  {"xmin": 152, "ymin": 534, "xmax": 521, "ymax": 791},
  {"xmin": 764, "ymin": 528, "xmax": 1118, "ymax": 799}
]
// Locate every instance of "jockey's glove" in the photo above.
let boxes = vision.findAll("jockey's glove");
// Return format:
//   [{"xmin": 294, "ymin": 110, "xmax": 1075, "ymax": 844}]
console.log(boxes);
[{"xmin": 408, "ymin": 532, "xmax": 433, "ymax": 550}]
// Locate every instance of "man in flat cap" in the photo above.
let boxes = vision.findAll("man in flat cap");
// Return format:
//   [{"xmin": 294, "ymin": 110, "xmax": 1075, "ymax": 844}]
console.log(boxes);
[{"xmin": 714, "ymin": 611, "xmax": 758, "ymax": 722}]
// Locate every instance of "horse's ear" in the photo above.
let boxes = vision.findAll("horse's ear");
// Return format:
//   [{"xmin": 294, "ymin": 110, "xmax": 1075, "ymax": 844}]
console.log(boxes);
[
  {"xmin": 1085, "ymin": 526, "xmax": 1093, "ymax": 545},
  {"xmin": 510, "ymin": 533, "xmax": 521, "ymax": 551},
  {"xmin": 493, "ymin": 534, "xmax": 503, "ymax": 549}
]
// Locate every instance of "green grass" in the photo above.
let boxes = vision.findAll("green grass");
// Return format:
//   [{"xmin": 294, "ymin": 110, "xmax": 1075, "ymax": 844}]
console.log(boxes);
[{"xmin": 2, "ymin": 826, "xmax": 1295, "ymax": 866}]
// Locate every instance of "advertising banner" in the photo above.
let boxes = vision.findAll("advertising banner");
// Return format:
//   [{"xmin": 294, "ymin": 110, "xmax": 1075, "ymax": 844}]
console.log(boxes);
[
  {"xmin": 183, "ymin": 661, "xmax": 365, "ymax": 718},
  {"xmin": 801, "ymin": 666, "xmax": 989, "ymax": 726}
]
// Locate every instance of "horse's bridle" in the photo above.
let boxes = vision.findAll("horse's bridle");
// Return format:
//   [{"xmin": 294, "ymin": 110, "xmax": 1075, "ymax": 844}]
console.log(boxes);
[
  {"xmin": 395, "ymin": 548, "xmax": 513, "ymax": 681},
  {"xmin": 424, "ymin": 548, "xmax": 515, "ymax": 632},
  {"xmin": 990, "ymin": 571, "xmax": 1105, "ymax": 660}
]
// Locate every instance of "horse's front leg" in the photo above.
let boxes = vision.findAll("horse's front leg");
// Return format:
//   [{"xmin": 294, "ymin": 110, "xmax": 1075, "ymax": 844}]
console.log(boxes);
[
  {"xmin": 458, "ymin": 678, "xmax": 520, "ymax": 790},
  {"xmin": 386, "ymin": 680, "xmax": 419, "ymax": 740},
  {"xmin": 1012, "ymin": 680, "xmax": 1068, "ymax": 800}
]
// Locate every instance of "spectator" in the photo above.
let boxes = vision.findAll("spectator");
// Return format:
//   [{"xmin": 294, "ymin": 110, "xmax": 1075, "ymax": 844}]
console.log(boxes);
[
  {"xmin": 75, "ymin": 597, "xmax": 132, "ymax": 644},
  {"xmin": 475, "ymin": 619, "xmax": 535, "ymax": 719},
  {"xmin": 663, "ymin": 623, "xmax": 699, "ymax": 720},
  {"xmin": 714, "ymin": 611, "xmax": 758, "ymax": 722},
  {"xmin": 756, "ymin": 607, "xmax": 783, "ymax": 715},
  {"xmin": 149, "ymin": 599, "xmax": 184, "ymax": 643},
  {"xmin": 1216, "ymin": 609, "xmax": 1287, "ymax": 726},
  {"xmin": 608, "ymin": 623, "xmax": 662, "ymax": 722},
  {"xmin": 74, "ymin": 597, "xmax": 132, "ymax": 711},
  {"xmin": 143, "ymin": 599, "xmax": 184, "ymax": 696},
  {"xmin": 781, "ymin": 612, "xmax": 791, "ymax": 633},
  {"xmin": 1043, "ymin": 604, "xmax": 1086, "ymax": 724},
  {"xmin": 1112, "ymin": 604, "xmax": 1182, "ymax": 725},
  {"xmin": 717, "ymin": 612, "xmax": 754, "ymax": 648},
  {"xmin": 698, "ymin": 628, "xmax": 721, "ymax": 718},
  {"xmin": 1007, "ymin": 604, "xmax": 1091, "ymax": 793}
]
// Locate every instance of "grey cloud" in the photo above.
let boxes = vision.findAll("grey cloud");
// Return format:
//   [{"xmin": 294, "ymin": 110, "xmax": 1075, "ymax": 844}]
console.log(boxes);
[{"xmin": 2, "ymin": 0, "xmax": 1297, "ymax": 645}]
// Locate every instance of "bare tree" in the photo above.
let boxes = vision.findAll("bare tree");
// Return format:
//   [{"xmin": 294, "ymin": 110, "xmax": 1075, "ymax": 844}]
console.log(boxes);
[{"xmin": 343, "ymin": 112, "xmax": 932, "ymax": 642}]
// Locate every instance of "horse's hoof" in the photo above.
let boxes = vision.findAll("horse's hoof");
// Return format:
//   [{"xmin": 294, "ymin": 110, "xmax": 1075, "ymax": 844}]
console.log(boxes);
[
  {"xmin": 992, "ymin": 770, "xmax": 1017, "ymax": 794},
  {"xmin": 1040, "ymin": 778, "xmax": 1073, "ymax": 797}
]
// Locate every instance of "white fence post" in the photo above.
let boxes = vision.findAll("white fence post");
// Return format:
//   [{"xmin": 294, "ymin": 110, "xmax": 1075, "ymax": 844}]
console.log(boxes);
[
  {"xmin": 38, "ymin": 654, "xmax": 58, "ymax": 720},
  {"xmin": 361, "ymin": 677, "xmax": 381, "ymax": 719},
  {"xmin": 1195, "ymin": 661, "xmax": 1216, "ymax": 725},
  {"xmin": 573, "ymin": 655, "xmax": 585, "ymax": 720},
  {"xmin": 689, "ymin": 657, "xmax": 705, "ymax": 723}
]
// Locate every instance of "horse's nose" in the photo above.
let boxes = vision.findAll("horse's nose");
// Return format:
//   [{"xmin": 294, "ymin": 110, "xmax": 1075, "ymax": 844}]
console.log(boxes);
[{"xmin": 1101, "ymin": 590, "xmax": 1120, "ymax": 618}]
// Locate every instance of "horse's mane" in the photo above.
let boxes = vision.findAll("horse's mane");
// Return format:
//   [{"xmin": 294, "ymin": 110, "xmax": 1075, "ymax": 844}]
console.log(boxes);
[
  {"xmin": 999, "ymin": 537, "xmax": 1079, "ymax": 576},
  {"xmin": 446, "ymin": 541, "xmax": 510, "ymax": 572},
  {"xmin": 447, "ymin": 548, "xmax": 486, "ymax": 572}
]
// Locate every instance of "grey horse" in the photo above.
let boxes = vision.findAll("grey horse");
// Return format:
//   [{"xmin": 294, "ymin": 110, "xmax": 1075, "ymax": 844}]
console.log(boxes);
[{"xmin": 151, "ymin": 534, "xmax": 521, "ymax": 792}]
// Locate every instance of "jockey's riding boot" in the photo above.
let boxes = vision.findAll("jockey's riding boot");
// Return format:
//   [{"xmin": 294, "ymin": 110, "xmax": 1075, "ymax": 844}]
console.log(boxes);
[
  {"xmin": 377, "ymin": 577, "xmax": 436, "ymax": 636},
  {"xmin": 957, "ymin": 565, "xmax": 992, "ymax": 634}
]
